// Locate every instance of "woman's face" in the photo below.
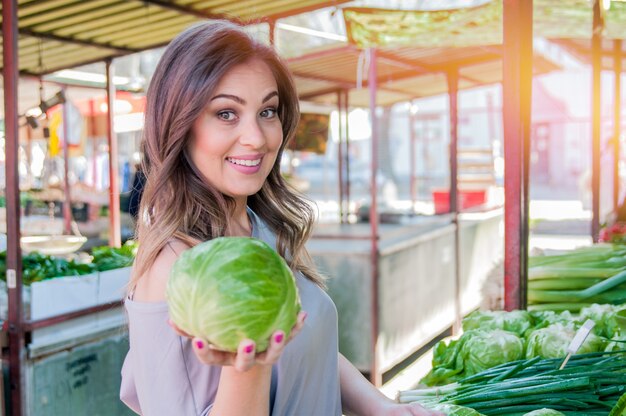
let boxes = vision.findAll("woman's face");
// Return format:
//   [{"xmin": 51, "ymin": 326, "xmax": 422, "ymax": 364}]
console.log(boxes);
[{"xmin": 190, "ymin": 59, "xmax": 283, "ymax": 204}]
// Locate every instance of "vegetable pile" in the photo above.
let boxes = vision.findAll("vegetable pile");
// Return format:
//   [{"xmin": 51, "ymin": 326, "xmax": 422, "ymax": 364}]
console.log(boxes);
[
  {"xmin": 400, "ymin": 350, "xmax": 626, "ymax": 415},
  {"xmin": 420, "ymin": 306, "xmax": 625, "ymax": 386},
  {"xmin": 528, "ymin": 244, "xmax": 626, "ymax": 311},
  {"xmin": 166, "ymin": 237, "xmax": 301, "ymax": 352},
  {"xmin": 0, "ymin": 240, "xmax": 137, "ymax": 285}
]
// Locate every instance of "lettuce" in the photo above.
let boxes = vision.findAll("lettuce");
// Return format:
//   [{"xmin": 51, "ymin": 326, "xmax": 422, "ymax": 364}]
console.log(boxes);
[
  {"xmin": 525, "ymin": 323, "xmax": 605, "ymax": 359},
  {"xmin": 463, "ymin": 310, "xmax": 533, "ymax": 336},
  {"xmin": 523, "ymin": 409, "xmax": 565, "ymax": 415},
  {"xmin": 166, "ymin": 237, "xmax": 301, "ymax": 352}
]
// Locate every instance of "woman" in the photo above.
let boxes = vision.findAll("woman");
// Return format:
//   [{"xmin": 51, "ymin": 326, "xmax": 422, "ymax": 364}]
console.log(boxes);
[{"xmin": 120, "ymin": 20, "xmax": 442, "ymax": 416}]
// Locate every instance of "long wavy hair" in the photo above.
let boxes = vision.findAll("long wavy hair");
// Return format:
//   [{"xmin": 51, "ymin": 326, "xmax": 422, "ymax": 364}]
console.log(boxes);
[{"xmin": 130, "ymin": 21, "xmax": 324, "ymax": 290}]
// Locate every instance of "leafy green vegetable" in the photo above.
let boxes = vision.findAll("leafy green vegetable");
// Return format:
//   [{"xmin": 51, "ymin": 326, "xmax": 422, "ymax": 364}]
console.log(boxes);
[
  {"xmin": 609, "ymin": 391, "xmax": 626, "ymax": 416},
  {"xmin": 463, "ymin": 310, "xmax": 533, "ymax": 336},
  {"xmin": 166, "ymin": 237, "xmax": 301, "ymax": 352},
  {"xmin": 90, "ymin": 240, "xmax": 137, "ymax": 271},
  {"xmin": 0, "ymin": 251, "xmax": 96, "ymax": 286},
  {"xmin": 461, "ymin": 329, "xmax": 524, "ymax": 376},
  {"xmin": 423, "ymin": 403, "xmax": 485, "ymax": 415},
  {"xmin": 523, "ymin": 409, "xmax": 565, "ymax": 415},
  {"xmin": 421, "ymin": 329, "xmax": 524, "ymax": 386},
  {"xmin": 525, "ymin": 323, "xmax": 605, "ymax": 359},
  {"xmin": 580, "ymin": 303, "xmax": 626, "ymax": 339}
]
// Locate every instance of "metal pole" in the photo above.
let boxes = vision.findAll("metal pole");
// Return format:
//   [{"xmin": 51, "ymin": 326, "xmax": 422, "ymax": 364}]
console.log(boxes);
[
  {"xmin": 344, "ymin": 90, "xmax": 351, "ymax": 217},
  {"xmin": 503, "ymin": 0, "xmax": 532, "ymax": 311},
  {"xmin": 613, "ymin": 40, "xmax": 622, "ymax": 213},
  {"xmin": 62, "ymin": 89, "xmax": 73, "ymax": 235},
  {"xmin": 409, "ymin": 107, "xmax": 417, "ymax": 212},
  {"xmin": 591, "ymin": 0, "xmax": 603, "ymax": 243},
  {"xmin": 368, "ymin": 47, "xmax": 381, "ymax": 387},
  {"xmin": 268, "ymin": 19, "xmax": 275, "ymax": 46},
  {"xmin": 447, "ymin": 69, "xmax": 462, "ymax": 334},
  {"xmin": 105, "ymin": 59, "xmax": 122, "ymax": 247},
  {"xmin": 337, "ymin": 90, "xmax": 345, "ymax": 223},
  {"xmin": 3, "ymin": 0, "xmax": 25, "ymax": 413}
]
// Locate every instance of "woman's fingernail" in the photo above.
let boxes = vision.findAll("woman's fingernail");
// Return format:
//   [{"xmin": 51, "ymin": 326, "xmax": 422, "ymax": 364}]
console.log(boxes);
[
  {"xmin": 195, "ymin": 340, "xmax": 204, "ymax": 349},
  {"xmin": 245, "ymin": 344, "xmax": 254, "ymax": 354},
  {"xmin": 274, "ymin": 333, "xmax": 284, "ymax": 343},
  {"xmin": 302, "ymin": 312, "xmax": 308, "ymax": 321}
]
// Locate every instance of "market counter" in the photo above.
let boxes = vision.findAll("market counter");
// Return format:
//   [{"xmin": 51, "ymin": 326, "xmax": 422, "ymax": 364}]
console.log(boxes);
[{"xmin": 307, "ymin": 208, "xmax": 503, "ymax": 376}]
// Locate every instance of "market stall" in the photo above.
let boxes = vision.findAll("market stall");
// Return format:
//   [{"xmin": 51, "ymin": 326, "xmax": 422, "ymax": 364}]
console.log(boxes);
[{"xmin": 1, "ymin": 1, "xmax": 351, "ymax": 414}]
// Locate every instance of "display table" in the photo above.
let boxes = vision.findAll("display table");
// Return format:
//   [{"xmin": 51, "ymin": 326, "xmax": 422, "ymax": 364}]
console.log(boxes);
[{"xmin": 307, "ymin": 208, "xmax": 503, "ymax": 375}]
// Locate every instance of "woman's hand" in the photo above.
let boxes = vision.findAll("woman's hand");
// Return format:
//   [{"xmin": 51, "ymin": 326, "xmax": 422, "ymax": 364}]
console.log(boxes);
[
  {"xmin": 168, "ymin": 311, "xmax": 307, "ymax": 372},
  {"xmin": 376, "ymin": 402, "xmax": 446, "ymax": 416}
]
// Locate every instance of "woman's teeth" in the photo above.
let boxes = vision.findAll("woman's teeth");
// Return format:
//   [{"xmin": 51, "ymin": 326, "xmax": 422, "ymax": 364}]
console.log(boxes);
[{"xmin": 227, "ymin": 157, "xmax": 261, "ymax": 167}]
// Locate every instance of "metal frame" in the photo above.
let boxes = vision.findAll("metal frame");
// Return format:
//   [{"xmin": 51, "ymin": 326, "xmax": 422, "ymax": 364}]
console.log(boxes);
[
  {"xmin": 447, "ymin": 69, "xmax": 461, "ymax": 333},
  {"xmin": 367, "ymin": 47, "xmax": 381, "ymax": 386},
  {"xmin": 591, "ymin": 0, "xmax": 603, "ymax": 243},
  {"xmin": 3, "ymin": 1, "xmax": 24, "ymax": 414},
  {"xmin": 614, "ymin": 39, "xmax": 622, "ymax": 212},
  {"xmin": 502, "ymin": 0, "xmax": 532, "ymax": 311}
]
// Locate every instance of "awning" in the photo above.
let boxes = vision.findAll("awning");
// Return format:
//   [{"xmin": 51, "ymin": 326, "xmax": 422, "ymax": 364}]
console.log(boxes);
[
  {"xmin": 290, "ymin": 44, "xmax": 560, "ymax": 107},
  {"xmin": 0, "ymin": 0, "xmax": 350, "ymax": 75},
  {"xmin": 343, "ymin": 0, "xmax": 626, "ymax": 49}
]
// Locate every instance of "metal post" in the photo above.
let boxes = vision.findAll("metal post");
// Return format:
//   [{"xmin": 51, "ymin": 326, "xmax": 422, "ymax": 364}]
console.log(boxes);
[
  {"xmin": 344, "ymin": 90, "xmax": 351, "ymax": 217},
  {"xmin": 368, "ymin": 47, "xmax": 381, "ymax": 387},
  {"xmin": 337, "ymin": 90, "xmax": 345, "ymax": 223},
  {"xmin": 3, "ymin": 0, "xmax": 25, "ymax": 413},
  {"xmin": 447, "ymin": 69, "xmax": 462, "ymax": 333},
  {"xmin": 62, "ymin": 89, "xmax": 73, "ymax": 235},
  {"xmin": 503, "ymin": 0, "xmax": 532, "ymax": 310},
  {"xmin": 591, "ymin": 0, "xmax": 603, "ymax": 242},
  {"xmin": 614, "ymin": 40, "xmax": 622, "ymax": 213},
  {"xmin": 409, "ymin": 107, "xmax": 417, "ymax": 211},
  {"xmin": 268, "ymin": 19, "xmax": 275, "ymax": 46},
  {"xmin": 105, "ymin": 59, "xmax": 122, "ymax": 247}
]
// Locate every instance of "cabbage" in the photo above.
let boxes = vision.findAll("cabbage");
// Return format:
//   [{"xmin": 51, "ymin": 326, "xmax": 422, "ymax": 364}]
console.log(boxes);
[
  {"xmin": 420, "ymin": 329, "xmax": 524, "ymax": 386},
  {"xmin": 525, "ymin": 323, "xmax": 605, "ymax": 359},
  {"xmin": 529, "ymin": 310, "xmax": 575, "ymax": 330},
  {"xmin": 166, "ymin": 237, "xmax": 301, "ymax": 352},
  {"xmin": 423, "ymin": 403, "xmax": 485, "ymax": 415},
  {"xmin": 523, "ymin": 409, "xmax": 565, "ymax": 415},
  {"xmin": 460, "ymin": 329, "xmax": 524, "ymax": 376},
  {"xmin": 580, "ymin": 303, "xmax": 626, "ymax": 339},
  {"xmin": 462, "ymin": 310, "xmax": 533, "ymax": 336}
]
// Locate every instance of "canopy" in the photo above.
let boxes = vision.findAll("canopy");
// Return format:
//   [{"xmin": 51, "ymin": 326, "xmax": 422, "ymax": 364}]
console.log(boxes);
[{"xmin": 343, "ymin": 0, "xmax": 626, "ymax": 49}]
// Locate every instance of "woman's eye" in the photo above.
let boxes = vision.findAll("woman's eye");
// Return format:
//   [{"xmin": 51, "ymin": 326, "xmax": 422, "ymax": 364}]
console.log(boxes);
[
  {"xmin": 260, "ymin": 108, "xmax": 277, "ymax": 118},
  {"xmin": 217, "ymin": 111, "xmax": 236, "ymax": 121}
]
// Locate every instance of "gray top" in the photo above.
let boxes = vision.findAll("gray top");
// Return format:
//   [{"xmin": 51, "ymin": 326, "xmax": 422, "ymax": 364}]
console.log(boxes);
[{"xmin": 120, "ymin": 209, "xmax": 342, "ymax": 416}]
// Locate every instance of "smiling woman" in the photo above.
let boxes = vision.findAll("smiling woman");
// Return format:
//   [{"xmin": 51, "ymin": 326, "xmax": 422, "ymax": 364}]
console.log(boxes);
[
  {"xmin": 120, "ymin": 20, "xmax": 444, "ymax": 416},
  {"xmin": 189, "ymin": 62, "xmax": 283, "ymax": 199}
]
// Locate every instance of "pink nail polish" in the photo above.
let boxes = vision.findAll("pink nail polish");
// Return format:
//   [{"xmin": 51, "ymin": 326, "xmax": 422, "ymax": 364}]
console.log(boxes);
[
  {"xmin": 274, "ymin": 333, "xmax": 284, "ymax": 343},
  {"xmin": 195, "ymin": 340, "xmax": 204, "ymax": 349},
  {"xmin": 245, "ymin": 344, "xmax": 254, "ymax": 354}
]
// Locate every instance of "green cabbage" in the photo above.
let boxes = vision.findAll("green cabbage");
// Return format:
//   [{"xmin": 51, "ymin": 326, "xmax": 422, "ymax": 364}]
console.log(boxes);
[
  {"xmin": 420, "ymin": 329, "xmax": 524, "ymax": 386},
  {"xmin": 580, "ymin": 303, "xmax": 626, "ymax": 339},
  {"xmin": 523, "ymin": 409, "xmax": 565, "ymax": 415},
  {"xmin": 529, "ymin": 310, "xmax": 575, "ymax": 330},
  {"xmin": 166, "ymin": 237, "xmax": 301, "ymax": 352},
  {"xmin": 423, "ymin": 403, "xmax": 485, "ymax": 415},
  {"xmin": 525, "ymin": 323, "xmax": 605, "ymax": 359},
  {"xmin": 460, "ymin": 329, "xmax": 524, "ymax": 376},
  {"xmin": 462, "ymin": 310, "xmax": 533, "ymax": 336}
]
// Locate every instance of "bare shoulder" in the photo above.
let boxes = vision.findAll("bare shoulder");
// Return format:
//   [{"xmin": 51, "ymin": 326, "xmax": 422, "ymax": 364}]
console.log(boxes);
[{"xmin": 133, "ymin": 240, "xmax": 191, "ymax": 302}]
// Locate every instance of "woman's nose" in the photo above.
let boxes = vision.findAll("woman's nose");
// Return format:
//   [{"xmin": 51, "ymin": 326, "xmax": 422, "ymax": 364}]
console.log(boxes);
[{"xmin": 239, "ymin": 116, "xmax": 265, "ymax": 148}]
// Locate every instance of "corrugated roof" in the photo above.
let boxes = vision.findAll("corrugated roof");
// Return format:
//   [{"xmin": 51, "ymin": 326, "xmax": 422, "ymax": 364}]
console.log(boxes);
[
  {"xmin": 290, "ymin": 44, "xmax": 561, "ymax": 107},
  {"xmin": 552, "ymin": 38, "xmax": 626, "ymax": 71},
  {"xmin": 0, "ymin": 0, "xmax": 350, "ymax": 75}
]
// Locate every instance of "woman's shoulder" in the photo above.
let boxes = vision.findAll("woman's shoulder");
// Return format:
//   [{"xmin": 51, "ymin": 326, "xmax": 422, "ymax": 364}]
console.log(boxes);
[{"xmin": 133, "ymin": 239, "xmax": 191, "ymax": 302}]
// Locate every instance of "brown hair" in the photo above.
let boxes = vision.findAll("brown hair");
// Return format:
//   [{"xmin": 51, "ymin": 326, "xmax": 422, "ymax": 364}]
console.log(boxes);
[{"xmin": 130, "ymin": 21, "xmax": 323, "ymax": 290}]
